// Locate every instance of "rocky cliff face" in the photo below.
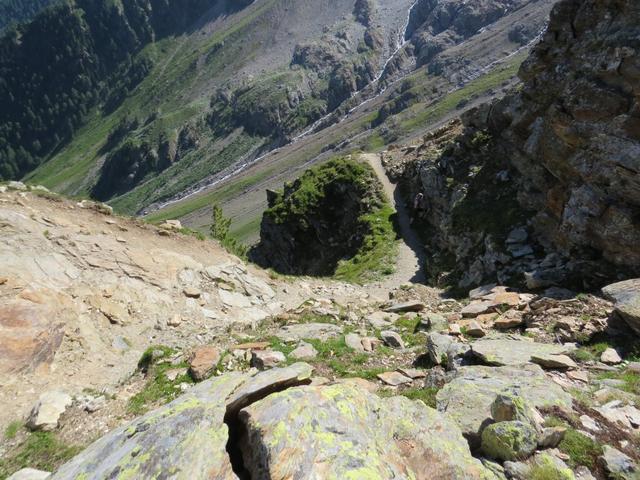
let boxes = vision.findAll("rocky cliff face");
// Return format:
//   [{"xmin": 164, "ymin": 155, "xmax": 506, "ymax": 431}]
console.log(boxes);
[
  {"xmin": 250, "ymin": 158, "xmax": 385, "ymax": 276},
  {"xmin": 386, "ymin": 0, "xmax": 640, "ymax": 290}
]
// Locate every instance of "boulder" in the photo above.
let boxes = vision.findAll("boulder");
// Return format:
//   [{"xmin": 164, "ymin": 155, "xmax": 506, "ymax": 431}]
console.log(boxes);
[
  {"xmin": 538, "ymin": 426, "xmax": 566, "ymax": 448},
  {"xmin": 461, "ymin": 301, "xmax": 494, "ymax": 318},
  {"xmin": 345, "ymin": 333, "xmax": 364, "ymax": 352},
  {"xmin": 530, "ymin": 354, "xmax": 577, "ymax": 370},
  {"xmin": 188, "ymin": 346, "xmax": 221, "ymax": 381},
  {"xmin": 493, "ymin": 310, "xmax": 524, "ymax": 330},
  {"xmin": 50, "ymin": 364, "xmax": 314, "ymax": 480},
  {"xmin": 289, "ymin": 342, "xmax": 318, "ymax": 360},
  {"xmin": 600, "ymin": 347, "xmax": 622, "ymax": 365},
  {"xmin": 26, "ymin": 391, "xmax": 72, "ymax": 431},
  {"xmin": 380, "ymin": 330, "xmax": 405, "ymax": 349},
  {"xmin": 426, "ymin": 333, "xmax": 456, "ymax": 365},
  {"xmin": 377, "ymin": 371, "xmax": 413, "ymax": 386},
  {"xmin": 251, "ymin": 350, "xmax": 286, "ymax": 370},
  {"xmin": 436, "ymin": 365, "xmax": 572, "ymax": 447},
  {"xmin": 470, "ymin": 337, "xmax": 574, "ymax": 367},
  {"xmin": 602, "ymin": 279, "xmax": 640, "ymax": 335},
  {"xmin": 238, "ymin": 383, "xmax": 498, "ymax": 479},
  {"xmin": 465, "ymin": 321, "xmax": 486, "ymax": 337},
  {"xmin": 600, "ymin": 446, "xmax": 638, "ymax": 480},
  {"xmin": 481, "ymin": 421, "xmax": 537, "ymax": 461}
]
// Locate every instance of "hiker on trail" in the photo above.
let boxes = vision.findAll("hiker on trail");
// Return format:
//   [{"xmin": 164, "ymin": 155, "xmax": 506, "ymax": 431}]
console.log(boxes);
[{"xmin": 410, "ymin": 192, "xmax": 427, "ymax": 224}]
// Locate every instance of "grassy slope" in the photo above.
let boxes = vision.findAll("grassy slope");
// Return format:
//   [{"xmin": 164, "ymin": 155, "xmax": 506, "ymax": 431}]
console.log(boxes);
[
  {"xmin": 152, "ymin": 53, "xmax": 527, "ymax": 244},
  {"xmin": 25, "ymin": 0, "xmax": 278, "ymax": 197}
]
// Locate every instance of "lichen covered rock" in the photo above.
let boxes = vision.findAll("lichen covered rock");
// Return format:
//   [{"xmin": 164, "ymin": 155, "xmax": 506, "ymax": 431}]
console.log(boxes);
[{"xmin": 481, "ymin": 420, "xmax": 537, "ymax": 461}]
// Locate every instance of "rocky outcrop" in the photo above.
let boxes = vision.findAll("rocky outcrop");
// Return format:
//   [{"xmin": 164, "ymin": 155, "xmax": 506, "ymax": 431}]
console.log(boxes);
[
  {"xmin": 250, "ymin": 158, "xmax": 385, "ymax": 276},
  {"xmin": 388, "ymin": 0, "xmax": 640, "ymax": 290},
  {"xmin": 49, "ymin": 364, "xmax": 497, "ymax": 479}
]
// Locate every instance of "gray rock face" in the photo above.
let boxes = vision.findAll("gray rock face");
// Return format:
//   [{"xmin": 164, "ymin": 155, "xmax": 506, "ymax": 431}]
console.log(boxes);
[
  {"xmin": 390, "ymin": 0, "xmax": 640, "ymax": 288},
  {"xmin": 426, "ymin": 332, "xmax": 461, "ymax": 365},
  {"xmin": 436, "ymin": 365, "xmax": 572, "ymax": 447},
  {"xmin": 50, "ymin": 364, "xmax": 314, "ymax": 480},
  {"xmin": 239, "ymin": 383, "xmax": 498, "ymax": 479},
  {"xmin": 602, "ymin": 279, "xmax": 640, "ymax": 335}
]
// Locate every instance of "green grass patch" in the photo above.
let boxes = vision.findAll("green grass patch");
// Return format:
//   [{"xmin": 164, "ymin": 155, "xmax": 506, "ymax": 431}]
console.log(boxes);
[
  {"xmin": 334, "ymin": 203, "xmax": 398, "ymax": 284},
  {"xmin": 0, "ymin": 432, "xmax": 83, "ymax": 478},
  {"xmin": 399, "ymin": 53, "xmax": 525, "ymax": 135},
  {"xmin": 4, "ymin": 421, "xmax": 22, "ymax": 440},
  {"xmin": 544, "ymin": 417, "xmax": 603, "ymax": 470},
  {"xmin": 597, "ymin": 370, "xmax": 640, "ymax": 396},
  {"xmin": 128, "ymin": 346, "xmax": 195, "ymax": 416},
  {"xmin": 380, "ymin": 386, "xmax": 439, "ymax": 408}
]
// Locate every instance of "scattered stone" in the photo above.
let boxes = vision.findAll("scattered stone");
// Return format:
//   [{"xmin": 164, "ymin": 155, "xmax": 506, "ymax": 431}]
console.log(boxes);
[
  {"xmin": 595, "ymin": 401, "xmax": 640, "ymax": 431},
  {"xmin": 601, "ymin": 348, "xmax": 623, "ymax": 364},
  {"xmin": 289, "ymin": 342, "xmax": 318, "ymax": 360},
  {"xmin": 461, "ymin": 301, "xmax": 494, "ymax": 318},
  {"xmin": 493, "ymin": 310, "xmax": 524, "ymax": 329},
  {"xmin": 26, "ymin": 391, "xmax": 72, "ymax": 431},
  {"xmin": 397, "ymin": 367, "xmax": 426, "ymax": 379},
  {"xmin": 383, "ymin": 301, "xmax": 424, "ymax": 313},
  {"xmin": 567, "ymin": 370, "xmax": 589, "ymax": 383},
  {"xmin": 465, "ymin": 321, "xmax": 486, "ymax": 337},
  {"xmin": 6, "ymin": 469, "xmax": 51, "ymax": 480},
  {"xmin": 426, "ymin": 332, "xmax": 455, "ymax": 365},
  {"xmin": 579, "ymin": 415, "xmax": 600, "ymax": 432},
  {"xmin": 376, "ymin": 371, "xmax": 413, "ymax": 386},
  {"xmin": 602, "ymin": 279, "xmax": 640, "ymax": 335},
  {"xmin": 538, "ymin": 427, "xmax": 567, "ymax": 448},
  {"xmin": 481, "ymin": 420, "xmax": 538, "ymax": 461},
  {"xmin": 183, "ymin": 287, "xmax": 201, "ymax": 298},
  {"xmin": 367, "ymin": 311, "xmax": 396, "ymax": 329},
  {"xmin": 531, "ymin": 452, "xmax": 575, "ymax": 480},
  {"xmin": 600, "ymin": 445, "xmax": 638, "ymax": 479},
  {"xmin": 167, "ymin": 314, "xmax": 182, "ymax": 327},
  {"xmin": 530, "ymin": 354, "xmax": 577, "ymax": 370},
  {"xmin": 380, "ymin": 330, "xmax": 405, "ymax": 349},
  {"xmin": 344, "ymin": 333, "xmax": 364, "ymax": 352},
  {"xmin": 627, "ymin": 362, "xmax": 640, "ymax": 374},
  {"xmin": 361, "ymin": 337, "xmax": 377, "ymax": 352},
  {"xmin": 188, "ymin": 346, "xmax": 221, "ymax": 381},
  {"xmin": 165, "ymin": 368, "xmax": 188, "ymax": 382},
  {"xmin": 469, "ymin": 284, "xmax": 498, "ymax": 300},
  {"xmin": 507, "ymin": 227, "xmax": 528, "ymax": 244},
  {"xmin": 251, "ymin": 350, "xmax": 286, "ymax": 370},
  {"xmin": 276, "ymin": 322, "xmax": 342, "ymax": 342},
  {"xmin": 423, "ymin": 312, "xmax": 448, "ymax": 331},
  {"xmin": 449, "ymin": 323, "xmax": 462, "ymax": 335}
]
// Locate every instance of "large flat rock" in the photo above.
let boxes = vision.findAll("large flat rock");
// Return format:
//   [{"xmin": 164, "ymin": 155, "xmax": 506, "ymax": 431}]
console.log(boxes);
[
  {"xmin": 275, "ymin": 322, "xmax": 343, "ymax": 342},
  {"xmin": 437, "ymin": 364, "xmax": 572, "ymax": 448},
  {"xmin": 470, "ymin": 337, "xmax": 575, "ymax": 367},
  {"xmin": 240, "ymin": 383, "xmax": 498, "ymax": 479}
]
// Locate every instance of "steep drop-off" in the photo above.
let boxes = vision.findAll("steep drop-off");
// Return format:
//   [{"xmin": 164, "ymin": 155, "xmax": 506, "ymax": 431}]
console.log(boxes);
[{"xmin": 386, "ymin": 0, "xmax": 640, "ymax": 290}]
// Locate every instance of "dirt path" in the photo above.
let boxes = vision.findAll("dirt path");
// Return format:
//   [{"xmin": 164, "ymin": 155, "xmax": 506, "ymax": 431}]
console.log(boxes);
[{"xmin": 361, "ymin": 153, "xmax": 426, "ymax": 287}]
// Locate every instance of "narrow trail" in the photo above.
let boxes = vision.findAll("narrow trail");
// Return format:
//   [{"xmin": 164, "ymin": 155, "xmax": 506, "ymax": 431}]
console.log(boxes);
[{"xmin": 361, "ymin": 153, "xmax": 426, "ymax": 287}]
